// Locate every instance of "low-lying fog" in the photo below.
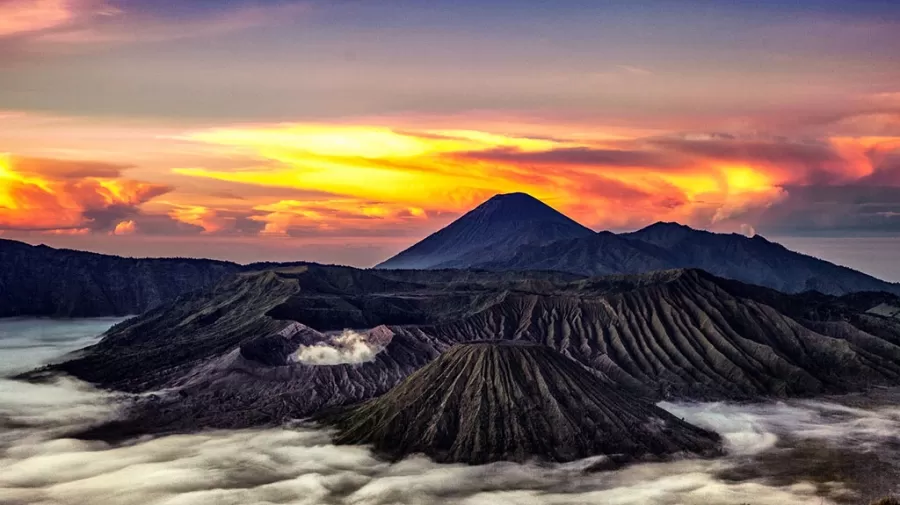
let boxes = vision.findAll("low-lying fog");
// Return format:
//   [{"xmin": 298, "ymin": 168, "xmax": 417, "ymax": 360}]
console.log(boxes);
[{"xmin": 1, "ymin": 318, "xmax": 898, "ymax": 505}]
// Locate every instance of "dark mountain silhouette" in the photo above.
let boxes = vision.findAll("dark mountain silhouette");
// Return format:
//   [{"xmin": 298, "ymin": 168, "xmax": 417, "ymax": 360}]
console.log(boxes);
[
  {"xmin": 376, "ymin": 192, "xmax": 593, "ymax": 269},
  {"xmin": 318, "ymin": 341, "xmax": 722, "ymax": 464},
  {"xmin": 477, "ymin": 231, "xmax": 676, "ymax": 276},
  {"xmin": 4, "ymin": 193, "xmax": 896, "ymax": 318},
  {"xmin": 39, "ymin": 265, "xmax": 900, "ymax": 439},
  {"xmin": 622, "ymin": 222, "xmax": 900, "ymax": 295},
  {"xmin": 0, "ymin": 238, "xmax": 307, "ymax": 317},
  {"xmin": 378, "ymin": 194, "xmax": 900, "ymax": 296}
]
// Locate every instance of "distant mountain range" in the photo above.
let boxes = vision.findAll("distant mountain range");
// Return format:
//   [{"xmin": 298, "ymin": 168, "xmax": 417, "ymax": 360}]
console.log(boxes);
[
  {"xmin": 0, "ymin": 238, "xmax": 304, "ymax": 317},
  {"xmin": 378, "ymin": 192, "xmax": 900, "ymax": 296},
  {"xmin": 2, "ymin": 192, "xmax": 897, "ymax": 318}
]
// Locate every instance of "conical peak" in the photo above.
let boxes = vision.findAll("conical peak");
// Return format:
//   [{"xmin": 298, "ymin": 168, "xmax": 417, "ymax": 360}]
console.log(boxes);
[
  {"xmin": 485, "ymin": 192, "xmax": 541, "ymax": 203},
  {"xmin": 469, "ymin": 192, "xmax": 568, "ymax": 222},
  {"xmin": 374, "ymin": 192, "xmax": 592, "ymax": 269}
]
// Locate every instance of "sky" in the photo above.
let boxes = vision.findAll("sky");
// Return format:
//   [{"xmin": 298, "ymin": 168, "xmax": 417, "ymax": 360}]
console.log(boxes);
[{"xmin": 1, "ymin": 0, "xmax": 899, "ymax": 275}]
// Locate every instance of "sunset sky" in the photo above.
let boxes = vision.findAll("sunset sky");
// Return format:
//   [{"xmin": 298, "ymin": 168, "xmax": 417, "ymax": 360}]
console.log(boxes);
[{"xmin": 1, "ymin": 0, "xmax": 899, "ymax": 277}]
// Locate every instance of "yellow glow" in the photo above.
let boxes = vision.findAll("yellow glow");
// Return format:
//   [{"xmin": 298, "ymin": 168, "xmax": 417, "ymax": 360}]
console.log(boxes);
[
  {"xmin": 175, "ymin": 124, "xmax": 583, "ymax": 212},
  {"xmin": 6, "ymin": 110, "xmax": 900, "ymax": 241},
  {"xmin": 723, "ymin": 165, "xmax": 772, "ymax": 193},
  {"xmin": 188, "ymin": 125, "xmax": 432, "ymax": 159},
  {"xmin": 0, "ymin": 154, "xmax": 19, "ymax": 211},
  {"xmin": 657, "ymin": 173, "xmax": 720, "ymax": 199},
  {"xmin": 424, "ymin": 129, "xmax": 563, "ymax": 152},
  {"xmin": 1, "ymin": 153, "xmax": 52, "ymax": 211},
  {"xmin": 97, "ymin": 179, "xmax": 129, "ymax": 204},
  {"xmin": 1, "ymin": 153, "xmax": 52, "ymax": 194}
]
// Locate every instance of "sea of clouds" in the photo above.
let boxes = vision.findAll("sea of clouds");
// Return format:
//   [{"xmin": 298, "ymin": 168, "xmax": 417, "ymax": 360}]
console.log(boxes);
[{"xmin": 1, "ymin": 318, "xmax": 898, "ymax": 505}]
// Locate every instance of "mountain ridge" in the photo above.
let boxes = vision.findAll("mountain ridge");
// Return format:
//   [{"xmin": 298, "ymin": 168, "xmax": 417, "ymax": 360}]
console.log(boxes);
[
  {"xmin": 0, "ymin": 238, "xmax": 309, "ymax": 317},
  {"xmin": 377, "ymin": 194, "xmax": 900, "ymax": 296},
  {"xmin": 3, "ymin": 191, "xmax": 898, "ymax": 318}
]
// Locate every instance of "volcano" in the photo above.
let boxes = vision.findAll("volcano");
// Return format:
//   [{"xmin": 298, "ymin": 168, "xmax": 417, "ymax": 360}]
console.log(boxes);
[
  {"xmin": 317, "ymin": 340, "xmax": 722, "ymax": 464},
  {"xmin": 376, "ymin": 192, "xmax": 593, "ymax": 270}
]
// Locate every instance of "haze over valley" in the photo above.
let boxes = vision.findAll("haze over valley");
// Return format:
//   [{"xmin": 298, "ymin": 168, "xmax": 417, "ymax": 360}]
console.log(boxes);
[{"xmin": 4, "ymin": 317, "xmax": 900, "ymax": 505}]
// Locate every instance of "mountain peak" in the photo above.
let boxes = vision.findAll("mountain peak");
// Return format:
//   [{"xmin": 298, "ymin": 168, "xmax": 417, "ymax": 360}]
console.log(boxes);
[
  {"xmin": 318, "ymin": 341, "xmax": 722, "ymax": 464},
  {"xmin": 623, "ymin": 221, "xmax": 701, "ymax": 248},
  {"xmin": 637, "ymin": 221, "xmax": 696, "ymax": 233},
  {"xmin": 487, "ymin": 191, "xmax": 537, "ymax": 201},
  {"xmin": 470, "ymin": 192, "xmax": 571, "ymax": 222},
  {"xmin": 376, "ymin": 193, "xmax": 593, "ymax": 270}
]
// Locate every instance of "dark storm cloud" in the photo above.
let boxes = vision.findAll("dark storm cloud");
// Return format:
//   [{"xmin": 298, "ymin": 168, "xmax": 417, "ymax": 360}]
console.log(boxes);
[
  {"xmin": 82, "ymin": 204, "xmax": 139, "ymax": 232},
  {"xmin": 129, "ymin": 214, "xmax": 205, "ymax": 236},
  {"xmin": 230, "ymin": 214, "xmax": 267, "ymax": 235},
  {"xmin": 860, "ymin": 148, "xmax": 900, "ymax": 184},
  {"xmin": 754, "ymin": 185, "xmax": 900, "ymax": 234}
]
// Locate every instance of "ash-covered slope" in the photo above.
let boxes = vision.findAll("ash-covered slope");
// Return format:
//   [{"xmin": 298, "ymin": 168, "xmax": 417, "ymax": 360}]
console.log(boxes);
[
  {"xmin": 318, "ymin": 341, "xmax": 721, "ymax": 464},
  {"xmin": 36, "ymin": 265, "xmax": 900, "ymax": 437},
  {"xmin": 376, "ymin": 192, "xmax": 593, "ymax": 270}
]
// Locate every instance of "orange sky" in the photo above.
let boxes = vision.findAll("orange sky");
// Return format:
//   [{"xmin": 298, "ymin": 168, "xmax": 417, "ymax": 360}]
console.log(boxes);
[
  {"xmin": 1, "ymin": 113, "xmax": 898, "ymax": 256},
  {"xmin": 1, "ymin": 0, "xmax": 899, "ymax": 267}
]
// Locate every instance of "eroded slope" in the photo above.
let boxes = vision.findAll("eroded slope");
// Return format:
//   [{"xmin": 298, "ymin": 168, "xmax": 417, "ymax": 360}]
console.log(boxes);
[
  {"xmin": 318, "ymin": 341, "xmax": 722, "ymax": 464},
  {"xmin": 36, "ymin": 265, "xmax": 900, "ymax": 437}
]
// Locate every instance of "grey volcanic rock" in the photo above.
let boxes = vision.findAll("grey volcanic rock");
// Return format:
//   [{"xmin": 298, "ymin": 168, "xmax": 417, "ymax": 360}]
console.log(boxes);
[
  {"xmin": 0, "ymin": 238, "xmax": 309, "ymax": 317},
  {"xmin": 318, "ymin": 341, "xmax": 722, "ymax": 464},
  {"xmin": 38, "ymin": 265, "xmax": 900, "ymax": 438},
  {"xmin": 376, "ymin": 192, "xmax": 593, "ymax": 269}
]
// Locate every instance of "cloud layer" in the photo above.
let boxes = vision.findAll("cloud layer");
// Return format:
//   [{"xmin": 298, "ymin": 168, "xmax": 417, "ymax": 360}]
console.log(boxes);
[{"xmin": 4, "ymin": 318, "xmax": 900, "ymax": 505}]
